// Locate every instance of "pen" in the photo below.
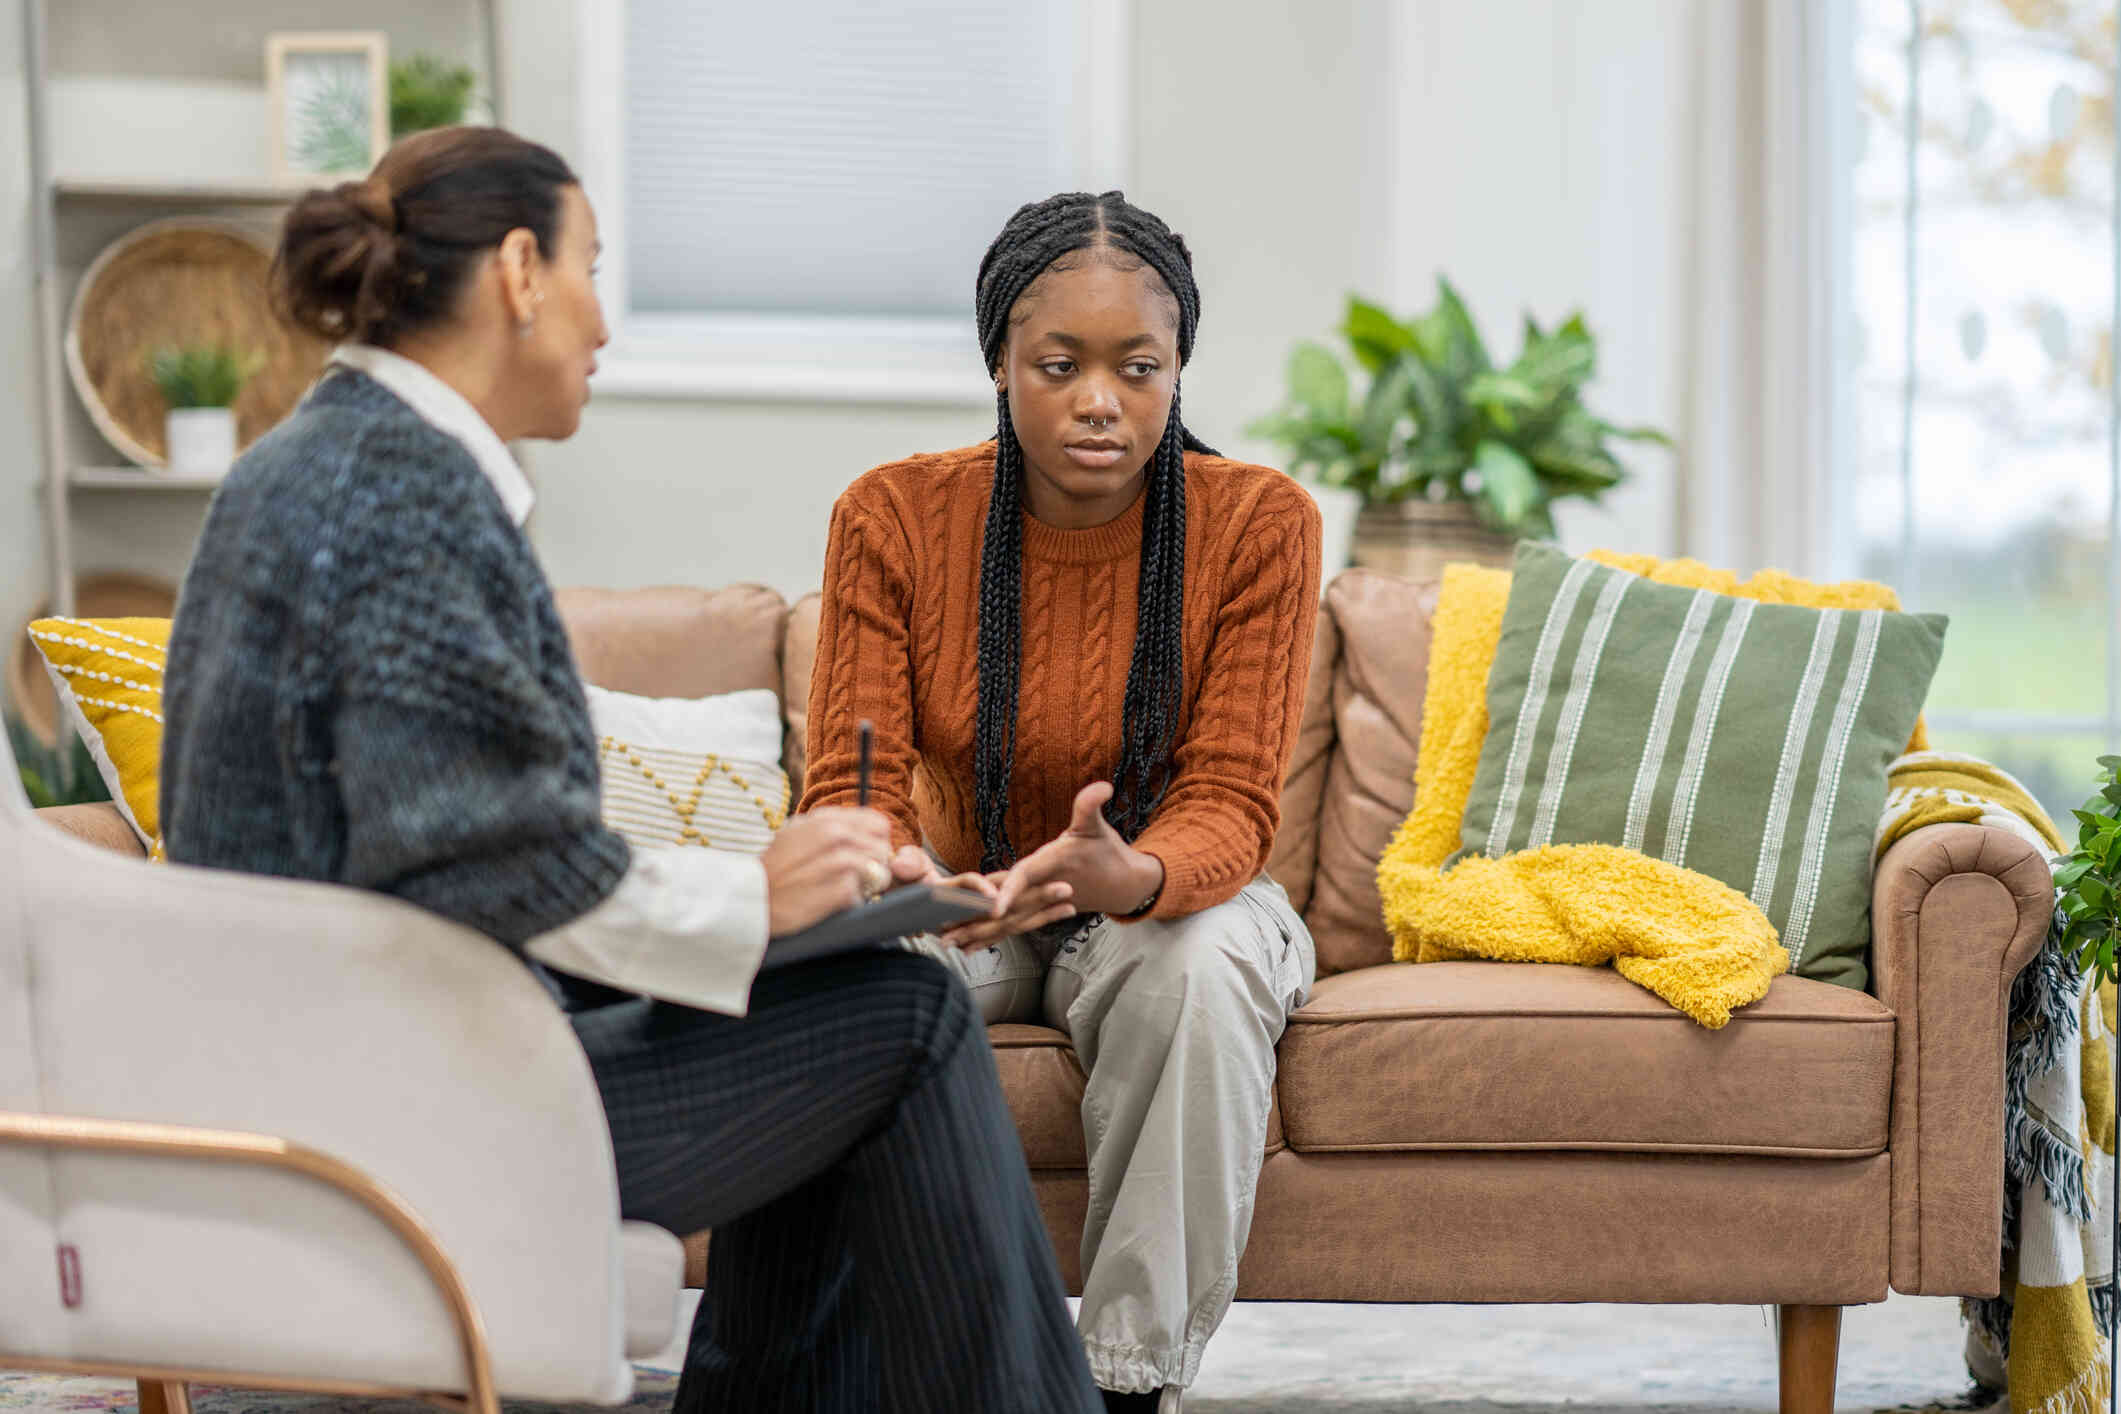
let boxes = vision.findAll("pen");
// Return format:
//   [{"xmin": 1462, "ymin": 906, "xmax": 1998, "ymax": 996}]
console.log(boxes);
[{"xmin": 857, "ymin": 719, "xmax": 874, "ymax": 808}]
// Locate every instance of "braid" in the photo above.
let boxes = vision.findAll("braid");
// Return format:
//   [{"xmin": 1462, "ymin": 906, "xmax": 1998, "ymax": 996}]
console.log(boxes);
[
  {"xmin": 970, "ymin": 191, "xmax": 1210, "ymax": 869},
  {"xmin": 973, "ymin": 383, "xmax": 1028, "ymax": 872}
]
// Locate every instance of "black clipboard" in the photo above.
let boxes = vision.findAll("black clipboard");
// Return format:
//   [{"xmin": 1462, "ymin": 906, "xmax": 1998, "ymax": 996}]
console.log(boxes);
[{"xmin": 761, "ymin": 883, "xmax": 995, "ymax": 970}]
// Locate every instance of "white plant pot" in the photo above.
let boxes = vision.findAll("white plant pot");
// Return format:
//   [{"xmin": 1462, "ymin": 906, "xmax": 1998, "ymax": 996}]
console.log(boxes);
[{"xmin": 163, "ymin": 407, "xmax": 236, "ymax": 477}]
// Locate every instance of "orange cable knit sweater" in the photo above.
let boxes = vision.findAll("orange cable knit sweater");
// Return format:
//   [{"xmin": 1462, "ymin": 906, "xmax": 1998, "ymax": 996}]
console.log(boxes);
[{"xmin": 800, "ymin": 443, "xmax": 1323, "ymax": 920}]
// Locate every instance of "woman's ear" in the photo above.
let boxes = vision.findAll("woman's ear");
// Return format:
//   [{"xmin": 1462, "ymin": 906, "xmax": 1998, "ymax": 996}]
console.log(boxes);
[{"xmin": 496, "ymin": 227, "xmax": 542, "ymax": 330}]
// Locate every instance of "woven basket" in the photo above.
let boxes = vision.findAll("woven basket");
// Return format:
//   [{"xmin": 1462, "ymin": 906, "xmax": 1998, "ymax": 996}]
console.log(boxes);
[
  {"xmin": 5, "ymin": 571, "xmax": 178, "ymax": 747},
  {"xmin": 64, "ymin": 220, "xmax": 331, "ymax": 469}
]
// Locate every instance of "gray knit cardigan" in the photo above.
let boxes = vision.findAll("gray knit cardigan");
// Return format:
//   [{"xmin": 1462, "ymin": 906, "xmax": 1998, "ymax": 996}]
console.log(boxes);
[{"xmin": 160, "ymin": 368, "xmax": 630, "ymax": 945}]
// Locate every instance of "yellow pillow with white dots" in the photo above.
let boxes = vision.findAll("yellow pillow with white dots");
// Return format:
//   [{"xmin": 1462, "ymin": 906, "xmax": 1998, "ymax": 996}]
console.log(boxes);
[{"xmin": 26, "ymin": 616, "xmax": 170, "ymax": 853}]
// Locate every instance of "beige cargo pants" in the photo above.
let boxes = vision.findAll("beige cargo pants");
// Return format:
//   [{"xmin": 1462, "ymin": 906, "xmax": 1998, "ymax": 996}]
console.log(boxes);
[{"xmin": 915, "ymin": 877, "xmax": 1315, "ymax": 1397}]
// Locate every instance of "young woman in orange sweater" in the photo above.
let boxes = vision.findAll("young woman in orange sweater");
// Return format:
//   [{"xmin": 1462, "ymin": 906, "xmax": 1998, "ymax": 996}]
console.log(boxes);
[{"xmin": 802, "ymin": 192, "xmax": 1324, "ymax": 1413}]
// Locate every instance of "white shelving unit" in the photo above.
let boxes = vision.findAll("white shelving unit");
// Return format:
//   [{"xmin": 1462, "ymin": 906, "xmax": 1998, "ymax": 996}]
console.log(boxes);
[
  {"xmin": 70, "ymin": 469, "xmax": 230, "ymax": 492},
  {"xmin": 54, "ymin": 180, "xmax": 311, "ymax": 206},
  {"xmin": 22, "ymin": 0, "xmax": 506, "ymax": 616}
]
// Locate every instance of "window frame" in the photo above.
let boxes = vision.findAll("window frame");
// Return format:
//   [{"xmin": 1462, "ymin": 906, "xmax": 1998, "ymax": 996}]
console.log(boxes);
[{"xmin": 574, "ymin": 0, "xmax": 1133, "ymax": 405}]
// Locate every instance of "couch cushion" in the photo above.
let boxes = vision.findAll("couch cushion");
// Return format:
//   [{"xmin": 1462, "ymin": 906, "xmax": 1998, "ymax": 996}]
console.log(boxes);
[
  {"xmin": 1302, "ymin": 571, "xmax": 1439, "ymax": 975},
  {"xmin": 1266, "ymin": 609, "xmax": 1339, "ymax": 916},
  {"xmin": 1278, "ymin": 962, "xmax": 1893, "ymax": 1156},
  {"xmin": 556, "ymin": 585, "xmax": 787, "ymax": 701},
  {"xmin": 992, "ymin": 1023, "xmax": 1283, "ymax": 1168}
]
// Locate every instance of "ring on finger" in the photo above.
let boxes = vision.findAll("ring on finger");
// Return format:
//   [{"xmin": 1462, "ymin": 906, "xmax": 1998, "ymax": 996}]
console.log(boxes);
[{"xmin": 859, "ymin": 858, "xmax": 891, "ymax": 898}]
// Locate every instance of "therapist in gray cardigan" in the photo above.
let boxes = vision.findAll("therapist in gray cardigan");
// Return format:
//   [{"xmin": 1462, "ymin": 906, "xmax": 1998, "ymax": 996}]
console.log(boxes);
[{"xmin": 157, "ymin": 124, "xmax": 1100, "ymax": 1414}]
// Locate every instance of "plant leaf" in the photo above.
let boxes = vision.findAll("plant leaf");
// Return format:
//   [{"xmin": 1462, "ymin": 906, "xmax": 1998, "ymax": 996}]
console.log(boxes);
[
  {"xmin": 1466, "ymin": 372, "xmax": 1543, "ymax": 410},
  {"xmin": 1397, "ymin": 351, "xmax": 1457, "ymax": 443},
  {"xmin": 18, "ymin": 764, "xmax": 55, "ymax": 810},
  {"xmin": 1288, "ymin": 342, "xmax": 1350, "ymax": 422},
  {"xmin": 1410, "ymin": 278, "xmax": 1493, "ymax": 382},
  {"xmin": 1471, "ymin": 441, "xmax": 1539, "ymax": 533},
  {"xmin": 1357, "ymin": 359, "xmax": 1412, "ymax": 460},
  {"xmin": 1343, "ymin": 297, "xmax": 1418, "ymax": 375},
  {"xmin": 1509, "ymin": 321, "xmax": 1596, "ymax": 395},
  {"xmin": 1528, "ymin": 446, "xmax": 1625, "ymax": 494}
]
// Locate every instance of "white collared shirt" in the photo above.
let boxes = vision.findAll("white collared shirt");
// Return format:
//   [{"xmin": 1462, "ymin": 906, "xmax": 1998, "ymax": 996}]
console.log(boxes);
[{"xmin": 330, "ymin": 343, "xmax": 769, "ymax": 1015}]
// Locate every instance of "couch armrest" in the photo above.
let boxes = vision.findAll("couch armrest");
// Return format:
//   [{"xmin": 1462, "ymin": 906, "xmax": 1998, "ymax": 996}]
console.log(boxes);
[
  {"xmin": 35, "ymin": 802, "xmax": 147, "ymax": 858},
  {"xmin": 1873, "ymin": 821, "xmax": 2054, "ymax": 1297}
]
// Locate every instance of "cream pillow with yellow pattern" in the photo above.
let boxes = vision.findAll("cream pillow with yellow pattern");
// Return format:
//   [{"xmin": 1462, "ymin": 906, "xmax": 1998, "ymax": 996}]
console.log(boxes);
[
  {"xmin": 585, "ymin": 684, "xmax": 789, "ymax": 856},
  {"xmin": 26, "ymin": 616, "xmax": 170, "ymax": 852}
]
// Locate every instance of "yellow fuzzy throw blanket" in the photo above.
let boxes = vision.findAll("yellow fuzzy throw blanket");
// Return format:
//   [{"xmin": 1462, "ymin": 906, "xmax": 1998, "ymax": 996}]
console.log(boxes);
[{"xmin": 1376, "ymin": 552, "xmax": 1922, "ymax": 1029}]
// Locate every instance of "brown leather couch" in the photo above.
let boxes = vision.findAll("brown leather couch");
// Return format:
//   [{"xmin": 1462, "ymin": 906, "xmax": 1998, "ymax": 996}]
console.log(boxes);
[{"xmin": 38, "ymin": 570, "xmax": 2053, "ymax": 1412}]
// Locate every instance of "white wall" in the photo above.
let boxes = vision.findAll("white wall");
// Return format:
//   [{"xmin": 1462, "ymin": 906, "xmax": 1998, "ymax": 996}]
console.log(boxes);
[
  {"xmin": 1382, "ymin": 0, "xmax": 1695, "ymax": 559},
  {"xmin": 510, "ymin": 0, "xmax": 1388, "ymax": 603}
]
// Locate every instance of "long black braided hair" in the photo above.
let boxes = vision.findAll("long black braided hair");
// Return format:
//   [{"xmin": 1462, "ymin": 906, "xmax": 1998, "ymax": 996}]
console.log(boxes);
[{"xmin": 971, "ymin": 191, "xmax": 1215, "ymax": 873}]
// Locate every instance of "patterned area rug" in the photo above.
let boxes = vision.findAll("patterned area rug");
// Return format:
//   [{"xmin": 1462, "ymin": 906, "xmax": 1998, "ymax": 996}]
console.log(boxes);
[{"xmin": 0, "ymin": 1367, "xmax": 679, "ymax": 1412}]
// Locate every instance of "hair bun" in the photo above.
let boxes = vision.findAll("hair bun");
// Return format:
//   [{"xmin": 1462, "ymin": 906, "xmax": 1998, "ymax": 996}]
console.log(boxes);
[
  {"xmin": 272, "ymin": 126, "xmax": 575, "ymax": 346},
  {"xmin": 341, "ymin": 177, "xmax": 399, "ymax": 235}
]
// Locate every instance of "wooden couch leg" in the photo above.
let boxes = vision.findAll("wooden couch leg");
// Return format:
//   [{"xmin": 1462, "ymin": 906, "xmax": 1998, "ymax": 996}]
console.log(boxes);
[
  {"xmin": 137, "ymin": 1379, "xmax": 191, "ymax": 1414},
  {"xmin": 1777, "ymin": 1304, "xmax": 1842, "ymax": 1414}
]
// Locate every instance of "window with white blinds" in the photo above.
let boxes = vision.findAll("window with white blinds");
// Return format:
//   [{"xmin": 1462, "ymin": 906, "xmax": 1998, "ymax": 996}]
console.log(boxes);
[{"xmin": 619, "ymin": 1, "xmax": 1085, "ymax": 322}]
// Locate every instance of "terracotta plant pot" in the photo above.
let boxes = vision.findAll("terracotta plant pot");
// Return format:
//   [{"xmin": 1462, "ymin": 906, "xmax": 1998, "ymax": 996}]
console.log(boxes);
[{"xmin": 1350, "ymin": 499, "xmax": 1517, "ymax": 583}]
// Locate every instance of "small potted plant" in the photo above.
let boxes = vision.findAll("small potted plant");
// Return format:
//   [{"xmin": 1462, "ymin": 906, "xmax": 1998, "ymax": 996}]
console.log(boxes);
[
  {"xmin": 2055, "ymin": 754, "xmax": 2121, "ymax": 1354},
  {"xmin": 390, "ymin": 54, "xmax": 478, "ymax": 137},
  {"xmin": 2058, "ymin": 756, "xmax": 2121, "ymax": 990},
  {"xmin": 1249, "ymin": 279, "xmax": 1668, "ymax": 581},
  {"xmin": 148, "ymin": 345, "xmax": 258, "ymax": 477},
  {"xmin": 6, "ymin": 712, "xmax": 110, "ymax": 810}
]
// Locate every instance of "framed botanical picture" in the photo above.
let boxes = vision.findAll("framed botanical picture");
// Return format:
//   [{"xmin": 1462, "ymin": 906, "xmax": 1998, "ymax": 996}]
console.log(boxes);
[{"xmin": 266, "ymin": 32, "xmax": 390, "ymax": 185}]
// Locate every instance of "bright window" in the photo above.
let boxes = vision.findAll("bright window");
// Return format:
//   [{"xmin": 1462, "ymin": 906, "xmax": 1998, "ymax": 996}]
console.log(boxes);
[
  {"xmin": 578, "ymin": 0, "xmax": 1128, "ymax": 402},
  {"xmin": 1841, "ymin": 0, "xmax": 2121, "ymax": 814}
]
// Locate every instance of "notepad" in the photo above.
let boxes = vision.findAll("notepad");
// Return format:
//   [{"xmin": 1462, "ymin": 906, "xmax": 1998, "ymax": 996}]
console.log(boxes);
[{"xmin": 760, "ymin": 883, "xmax": 996, "ymax": 970}]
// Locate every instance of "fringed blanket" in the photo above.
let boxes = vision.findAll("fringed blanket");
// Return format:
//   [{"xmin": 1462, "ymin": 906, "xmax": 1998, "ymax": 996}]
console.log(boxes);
[{"xmin": 1881, "ymin": 752, "xmax": 2114, "ymax": 1414}]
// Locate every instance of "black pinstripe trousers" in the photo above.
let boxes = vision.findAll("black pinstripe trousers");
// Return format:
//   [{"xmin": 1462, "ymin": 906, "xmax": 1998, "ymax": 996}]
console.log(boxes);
[{"xmin": 566, "ymin": 948, "xmax": 1101, "ymax": 1414}]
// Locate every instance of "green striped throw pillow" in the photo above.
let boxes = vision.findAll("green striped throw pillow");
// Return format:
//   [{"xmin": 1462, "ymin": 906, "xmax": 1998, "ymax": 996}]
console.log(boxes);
[{"xmin": 1456, "ymin": 542, "xmax": 1947, "ymax": 989}]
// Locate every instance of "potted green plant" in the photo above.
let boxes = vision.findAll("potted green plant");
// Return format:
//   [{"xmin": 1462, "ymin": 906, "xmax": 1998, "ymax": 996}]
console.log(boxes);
[
  {"xmin": 1249, "ymin": 279, "xmax": 1669, "ymax": 581},
  {"xmin": 2054, "ymin": 755, "xmax": 2121, "ymax": 1393},
  {"xmin": 390, "ymin": 55, "xmax": 478, "ymax": 138},
  {"xmin": 5, "ymin": 712, "xmax": 109, "ymax": 810},
  {"xmin": 148, "ymin": 345, "xmax": 259, "ymax": 477}
]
